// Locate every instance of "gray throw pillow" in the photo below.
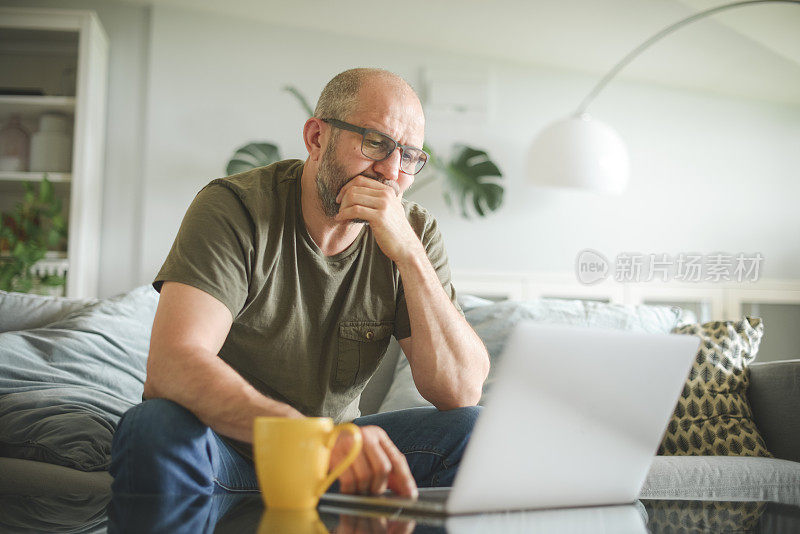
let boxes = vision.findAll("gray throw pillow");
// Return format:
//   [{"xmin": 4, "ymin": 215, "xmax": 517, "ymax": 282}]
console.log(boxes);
[
  {"xmin": 0, "ymin": 290, "xmax": 98, "ymax": 333},
  {"xmin": 0, "ymin": 285, "xmax": 158, "ymax": 471}
]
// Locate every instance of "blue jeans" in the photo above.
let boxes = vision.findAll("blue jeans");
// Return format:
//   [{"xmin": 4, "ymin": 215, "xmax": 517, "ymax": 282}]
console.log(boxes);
[{"xmin": 110, "ymin": 398, "xmax": 481, "ymax": 495}]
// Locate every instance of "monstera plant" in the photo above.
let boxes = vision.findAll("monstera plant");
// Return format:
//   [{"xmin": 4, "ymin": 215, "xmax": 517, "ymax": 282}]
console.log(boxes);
[
  {"xmin": 417, "ymin": 144, "xmax": 503, "ymax": 218},
  {"xmin": 227, "ymin": 142, "xmax": 281, "ymax": 176},
  {"xmin": 227, "ymin": 86, "xmax": 504, "ymax": 219}
]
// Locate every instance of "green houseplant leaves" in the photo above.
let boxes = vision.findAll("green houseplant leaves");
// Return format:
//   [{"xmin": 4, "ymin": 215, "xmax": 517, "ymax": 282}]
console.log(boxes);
[
  {"xmin": 0, "ymin": 176, "xmax": 68, "ymax": 293},
  {"xmin": 416, "ymin": 145, "xmax": 504, "ymax": 219},
  {"xmin": 226, "ymin": 142, "xmax": 281, "ymax": 175}
]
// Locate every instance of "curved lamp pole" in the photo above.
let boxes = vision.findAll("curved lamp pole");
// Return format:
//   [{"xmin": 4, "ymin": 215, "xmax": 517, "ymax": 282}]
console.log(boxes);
[{"xmin": 528, "ymin": 0, "xmax": 800, "ymax": 194}]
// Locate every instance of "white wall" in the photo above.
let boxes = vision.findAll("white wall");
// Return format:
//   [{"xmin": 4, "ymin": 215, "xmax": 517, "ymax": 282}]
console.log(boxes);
[
  {"xmin": 4, "ymin": 1, "xmax": 798, "ymax": 296},
  {"xmin": 139, "ymin": 5, "xmax": 800, "ymax": 288}
]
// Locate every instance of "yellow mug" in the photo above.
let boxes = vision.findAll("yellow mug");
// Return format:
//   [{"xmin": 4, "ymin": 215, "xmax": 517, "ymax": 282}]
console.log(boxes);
[{"xmin": 253, "ymin": 417, "xmax": 362, "ymax": 510}]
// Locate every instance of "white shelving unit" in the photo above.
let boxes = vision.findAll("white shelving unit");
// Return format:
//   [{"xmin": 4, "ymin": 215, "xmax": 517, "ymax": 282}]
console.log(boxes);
[{"xmin": 0, "ymin": 8, "xmax": 108, "ymax": 297}]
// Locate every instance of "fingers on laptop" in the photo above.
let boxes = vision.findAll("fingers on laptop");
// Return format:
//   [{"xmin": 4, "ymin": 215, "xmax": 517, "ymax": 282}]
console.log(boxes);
[
  {"xmin": 337, "ymin": 426, "xmax": 417, "ymax": 497},
  {"xmin": 338, "ymin": 426, "xmax": 387, "ymax": 495},
  {"xmin": 379, "ymin": 431, "xmax": 417, "ymax": 498},
  {"xmin": 363, "ymin": 429, "xmax": 393, "ymax": 495}
]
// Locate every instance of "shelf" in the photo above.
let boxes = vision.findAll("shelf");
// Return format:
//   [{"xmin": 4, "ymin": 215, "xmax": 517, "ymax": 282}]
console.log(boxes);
[
  {"xmin": 0, "ymin": 28, "xmax": 78, "ymax": 56},
  {"xmin": 0, "ymin": 252, "xmax": 68, "ymax": 277},
  {"xmin": 0, "ymin": 95, "xmax": 75, "ymax": 117},
  {"xmin": 0, "ymin": 171, "xmax": 71, "ymax": 183}
]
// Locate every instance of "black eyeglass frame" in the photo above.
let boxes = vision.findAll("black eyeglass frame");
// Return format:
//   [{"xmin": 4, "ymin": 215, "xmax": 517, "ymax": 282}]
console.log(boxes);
[{"xmin": 321, "ymin": 118, "xmax": 429, "ymax": 175}]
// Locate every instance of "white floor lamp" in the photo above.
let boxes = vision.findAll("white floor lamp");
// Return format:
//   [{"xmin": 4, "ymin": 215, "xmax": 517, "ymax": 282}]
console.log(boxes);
[{"xmin": 527, "ymin": 0, "xmax": 800, "ymax": 195}]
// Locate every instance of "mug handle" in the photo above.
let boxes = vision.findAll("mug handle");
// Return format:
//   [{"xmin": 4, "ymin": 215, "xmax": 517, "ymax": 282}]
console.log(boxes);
[{"xmin": 316, "ymin": 423, "xmax": 362, "ymax": 497}]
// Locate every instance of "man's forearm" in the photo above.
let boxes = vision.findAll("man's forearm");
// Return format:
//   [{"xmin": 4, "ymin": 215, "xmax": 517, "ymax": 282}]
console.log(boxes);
[
  {"xmin": 143, "ymin": 347, "xmax": 303, "ymax": 443},
  {"xmin": 396, "ymin": 246, "xmax": 490, "ymax": 410}
]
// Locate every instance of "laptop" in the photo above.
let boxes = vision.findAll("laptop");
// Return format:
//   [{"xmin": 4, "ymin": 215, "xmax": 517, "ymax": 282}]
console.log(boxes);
[{"xmin": 321, "ymin": 322, "xmax": 699, "ymax": 515}]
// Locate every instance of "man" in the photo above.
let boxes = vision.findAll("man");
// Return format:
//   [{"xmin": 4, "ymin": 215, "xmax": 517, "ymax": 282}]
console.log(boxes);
[{"xmin": 110, "ymin": 68, "xmax": 490, "ymax": 497}]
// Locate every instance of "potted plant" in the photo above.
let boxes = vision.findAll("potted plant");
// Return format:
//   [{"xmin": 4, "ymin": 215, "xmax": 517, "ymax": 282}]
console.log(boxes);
[{"xmin": 0, "ymin": 176, "xmax": 68, "ymax": 294}]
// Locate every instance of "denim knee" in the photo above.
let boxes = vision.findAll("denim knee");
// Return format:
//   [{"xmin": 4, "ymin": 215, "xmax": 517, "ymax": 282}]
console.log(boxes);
[
  {"xmin": 114, "ymin": 398, "xmax": 208, "ymax": 454},
  {"xmin": 444, "ymin": 405, "xmax": 482, "ymax": 431},
  {"xmin": 111, "ymin": 398, "xmax": 216, "ymax": 494}
]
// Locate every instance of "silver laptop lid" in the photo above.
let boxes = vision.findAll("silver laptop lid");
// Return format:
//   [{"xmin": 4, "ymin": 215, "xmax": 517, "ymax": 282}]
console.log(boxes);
[{"xmin": 448, "ymin": 323, "xmax": 698, "ymax": 514}]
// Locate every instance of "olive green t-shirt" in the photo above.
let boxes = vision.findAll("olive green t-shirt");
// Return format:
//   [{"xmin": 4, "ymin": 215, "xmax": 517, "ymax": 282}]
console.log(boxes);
[{"xmin": 153, "ymin": 160, "xmax": 461, "ymax": 458}]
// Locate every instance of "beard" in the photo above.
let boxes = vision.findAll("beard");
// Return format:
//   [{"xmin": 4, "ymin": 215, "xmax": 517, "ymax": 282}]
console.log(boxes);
[{"xmin": 315, "ymin": 144, "xmax": 393, "ymax": 224}]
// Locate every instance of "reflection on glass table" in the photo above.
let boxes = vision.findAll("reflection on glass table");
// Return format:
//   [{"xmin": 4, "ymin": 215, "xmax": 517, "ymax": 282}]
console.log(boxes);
[
  {"xmin": 2, "ymin": 493, "xmax": 798, "ymax": 533},
  {"xmin": 106, "ymin": 493, "xmax": 800, "ymax": 534}
]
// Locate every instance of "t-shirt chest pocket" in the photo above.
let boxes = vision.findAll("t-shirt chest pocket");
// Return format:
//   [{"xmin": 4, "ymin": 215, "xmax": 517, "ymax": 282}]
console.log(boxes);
[{"xmin": 334, "ymin": 321, "xmax": 394, "ymax": 389}]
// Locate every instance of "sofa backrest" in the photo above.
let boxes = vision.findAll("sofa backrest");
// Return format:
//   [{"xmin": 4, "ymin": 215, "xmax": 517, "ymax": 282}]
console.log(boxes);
[{"xmin": 748, "ymin": 360, "xmax": 800, "ymax": 463}]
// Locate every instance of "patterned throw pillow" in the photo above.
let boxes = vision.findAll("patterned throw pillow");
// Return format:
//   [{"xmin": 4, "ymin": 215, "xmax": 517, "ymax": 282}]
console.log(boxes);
[{"xmin": 659, "ymin": 317, "xmax": 772, "ymax": 457}]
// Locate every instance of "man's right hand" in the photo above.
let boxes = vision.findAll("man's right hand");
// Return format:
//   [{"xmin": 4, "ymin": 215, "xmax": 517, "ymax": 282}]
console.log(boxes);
[{"xmin": 329, "ymin": 425, "xmax": 418, "ymax": 498}]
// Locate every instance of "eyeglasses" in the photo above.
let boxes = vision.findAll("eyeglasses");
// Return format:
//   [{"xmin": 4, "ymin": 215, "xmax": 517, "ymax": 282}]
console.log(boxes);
[{"xmin": 321, "ymin": 118, "xmax": 429, "ymax": 175}]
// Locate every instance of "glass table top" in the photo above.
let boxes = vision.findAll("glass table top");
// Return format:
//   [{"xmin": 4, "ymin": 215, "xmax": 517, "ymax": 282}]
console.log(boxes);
[{"xmin": 1, "ymin": 492, "xmax": 798, "ymax": 533}]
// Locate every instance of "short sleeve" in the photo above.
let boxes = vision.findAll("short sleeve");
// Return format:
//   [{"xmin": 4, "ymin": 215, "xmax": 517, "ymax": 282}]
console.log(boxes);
[
  {"xmin": 394, "ymin": 212, "xmax": 463, "ymax": 341},
  {"xmin": 153, "ymin": 183, "xmax": 255, "ymax": 319}
]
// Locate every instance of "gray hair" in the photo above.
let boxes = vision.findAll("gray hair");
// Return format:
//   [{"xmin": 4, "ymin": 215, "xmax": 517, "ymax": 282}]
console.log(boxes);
[{"xmin": 314, "ymin": 67, "xmax": 415, "ymax": 121}]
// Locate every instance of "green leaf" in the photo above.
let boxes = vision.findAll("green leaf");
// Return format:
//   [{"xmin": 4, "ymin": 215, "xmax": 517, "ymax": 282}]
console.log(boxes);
[
  {"xmin": 15, "ymin": 276, "xmax": 33, "ymax": 293},
  {"xmin": 39, "ymin": 176, "xmax": 54, "ymax": 202},
  {"xmin": 226, "ymin": 143, "xmax": 281, "ymax": 175},
  {"xmin": 47, "ymin": 229, "xmax": 61, "ymax": 247},
  {"xmin": 41, "ymin": 273, "xmax": 66, "ymax": 287},
  {"xmin": 442, "ymin": 144, "xmax": 504, "ymax": 219}
]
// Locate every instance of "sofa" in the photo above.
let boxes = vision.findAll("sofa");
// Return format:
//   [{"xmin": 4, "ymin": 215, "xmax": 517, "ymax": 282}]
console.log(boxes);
[{"xmin": 1, "ymin": 286, "xmax": 798, "ymax": 531}]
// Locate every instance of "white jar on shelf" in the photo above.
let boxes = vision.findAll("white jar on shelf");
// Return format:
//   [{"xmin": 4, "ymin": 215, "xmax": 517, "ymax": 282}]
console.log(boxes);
[{"xmin": 30, "ymin": 113, "xmax": 73, "ymax": 172}]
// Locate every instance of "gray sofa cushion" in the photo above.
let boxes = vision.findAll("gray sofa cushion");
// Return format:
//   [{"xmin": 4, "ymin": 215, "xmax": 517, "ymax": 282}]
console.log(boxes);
[
  {"xmin": 0, "ymin": 290, "xmax": 98, "ymax": 333},
  {"xmin": 0, "ymin": 457, "xmax": 111, "ymax": 495},
  {"xmin": 749, "ymin": 360, "xmax": 800, "ymax": 463},
  {"xmin": 641, "ymin": 456, "xmax": 800, "ymax": 506},
  {"xmin": 0, "ymin": 286, "xmax": 158, "ymax": 471},
  {"xmin": 0, "ymin": 388, "xmax": 123, "ymax": 471}
]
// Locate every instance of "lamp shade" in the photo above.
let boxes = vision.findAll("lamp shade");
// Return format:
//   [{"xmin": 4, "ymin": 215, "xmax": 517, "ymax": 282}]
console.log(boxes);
[{"xmin": 527, "ymin": 114, "xmax": 629, "ymax": 194}]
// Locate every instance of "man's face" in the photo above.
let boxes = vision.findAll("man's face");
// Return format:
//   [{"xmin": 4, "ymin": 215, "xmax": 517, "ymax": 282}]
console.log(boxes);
[{"xmin": 314, "ymin": 80, "xmax": 425, "ymax": 221}]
